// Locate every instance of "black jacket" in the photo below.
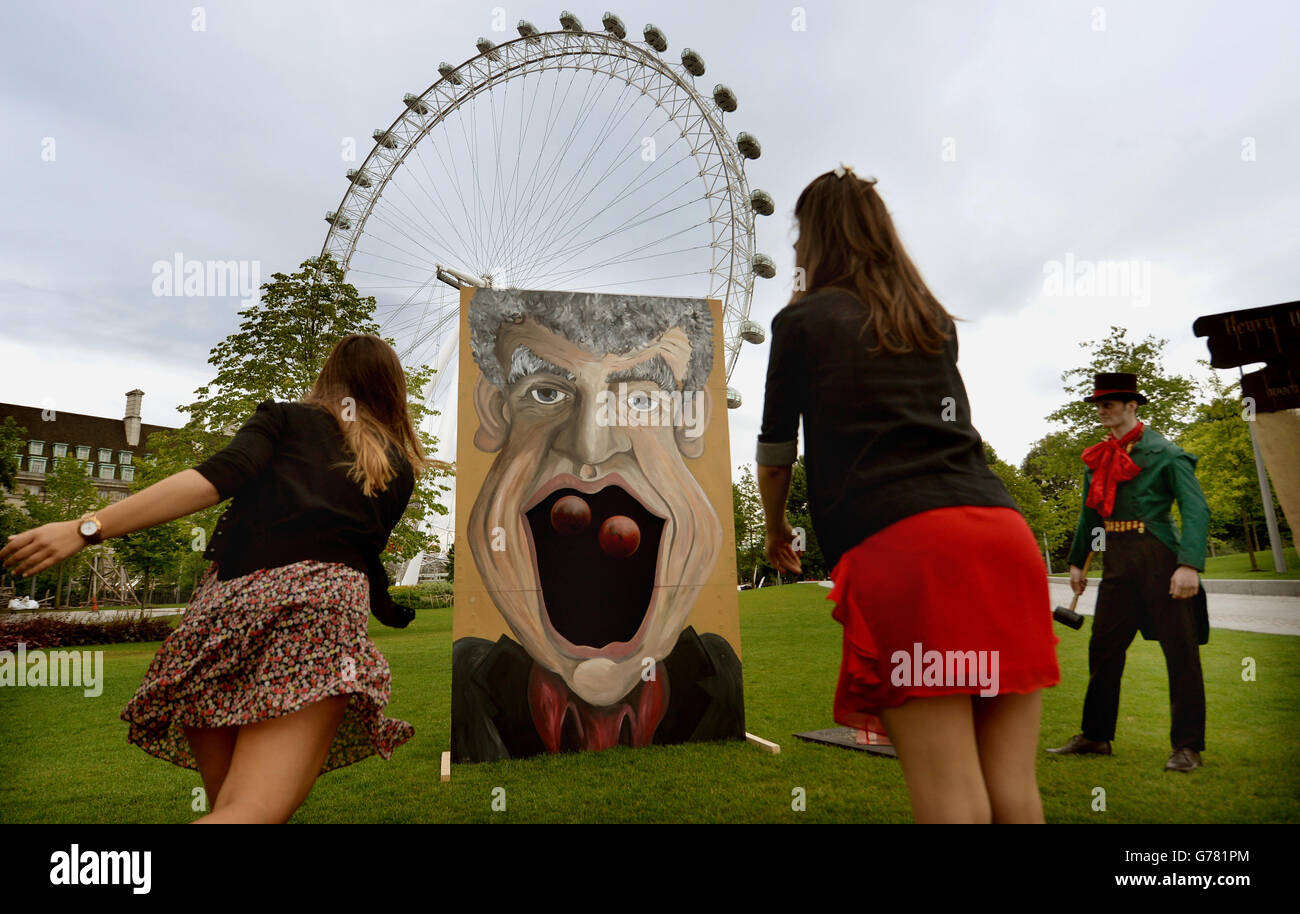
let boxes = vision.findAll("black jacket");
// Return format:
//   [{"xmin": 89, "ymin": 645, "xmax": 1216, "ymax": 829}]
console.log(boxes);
[
  {"xmin": 757, "ymin": 287, "xmax": 1020, "ymax": 570},
  {"xmin": 193, "ymin": 399, "xmax": 415, "ymax": 617}
]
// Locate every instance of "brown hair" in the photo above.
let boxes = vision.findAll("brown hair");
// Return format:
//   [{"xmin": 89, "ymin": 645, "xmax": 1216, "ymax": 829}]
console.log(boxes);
[
  {"xmin": 791, "ymin": 170, "xmax": 962, "ymax": 355},
  {"xmin": 300, "ymin": 334, "xmax": 447, "ymax": 496}
]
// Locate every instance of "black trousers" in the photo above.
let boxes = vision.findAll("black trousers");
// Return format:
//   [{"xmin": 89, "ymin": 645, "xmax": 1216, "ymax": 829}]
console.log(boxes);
[{"xmin": 1080, "ymin": 532, "xmax": 1206, "ymax": 751}]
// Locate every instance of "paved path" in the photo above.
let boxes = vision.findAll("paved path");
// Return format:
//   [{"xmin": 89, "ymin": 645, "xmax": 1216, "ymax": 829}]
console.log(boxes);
[
  {"xmin": 3, "ymin": 608, "xmax": 183, "ymax": 623},
  {"xmin": 812, "ymin": 580, "xmax": 1300, "ymax": 636}
]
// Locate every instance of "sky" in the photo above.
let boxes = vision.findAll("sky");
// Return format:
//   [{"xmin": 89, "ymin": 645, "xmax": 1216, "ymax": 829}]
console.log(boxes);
[{"xmin": 3, "ymin": 0, "xmax": 1298, "ymax": 488}]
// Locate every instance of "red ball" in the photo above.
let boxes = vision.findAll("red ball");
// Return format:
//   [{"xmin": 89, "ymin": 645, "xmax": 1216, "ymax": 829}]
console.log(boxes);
[
  {"xmin": 598, "ymin": 515, "xmax": 640, "ymax": 558},
  {"xmin": 550, "ymin": 495, "xmax": 591, "ymax": 536}
]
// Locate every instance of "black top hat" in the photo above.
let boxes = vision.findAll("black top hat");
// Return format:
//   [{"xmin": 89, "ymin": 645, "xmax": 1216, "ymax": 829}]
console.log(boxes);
[{"xmin": 1083, "ymin": 372, "xmax": 1148, "ymax": 405}]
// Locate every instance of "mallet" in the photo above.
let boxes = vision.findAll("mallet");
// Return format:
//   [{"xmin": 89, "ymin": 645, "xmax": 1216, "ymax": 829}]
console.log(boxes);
[{"xmin": 1052, "ymin": 552, "xmax": 1091, "ymax": 630}]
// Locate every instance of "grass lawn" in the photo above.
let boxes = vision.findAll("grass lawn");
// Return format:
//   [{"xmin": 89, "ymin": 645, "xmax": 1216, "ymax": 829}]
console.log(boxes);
[{"xmin": 1, "ymin": 584, "xmax": 1297, "ymax": 823}]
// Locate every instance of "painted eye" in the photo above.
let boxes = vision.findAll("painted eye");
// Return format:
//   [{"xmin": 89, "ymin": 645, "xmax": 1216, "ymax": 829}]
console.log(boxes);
[
  {"xmin": 530, "ymin": 387, "xmax": 568, "ymax": 405},
  {"xmin": 627, "ymin": 390, "xmax": 657, "ymax": 412}
]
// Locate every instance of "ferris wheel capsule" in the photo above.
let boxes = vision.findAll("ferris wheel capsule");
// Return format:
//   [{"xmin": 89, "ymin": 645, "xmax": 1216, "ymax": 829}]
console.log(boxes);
[
  {"xmin": 681, "ymin": 48, "xmax": 706, "ymax": 76},
  {"xmin": 740, "ymin": 320, "xmax": 766, "ymax": 344},
  {"xmin": 372, "ymin": 129, "xmax": 398, "ymax": 150},
  {"xmin": 643, "ymin": 24, "xmax": 668, "ymax": 51},
  {"xmin": 713, "ymin": 84, "xmax": 737, "ymax": 112},
  {"xmin": 737, "ymin": 132, "xmax": 761, "ymax": 159},
  {"xmin": 753, "ymin": 253, "xmax": 776, "ymax": 279},
  {"xmin": 437, "ymin": 62, "xmax": 462, "ymax": 85},
  {"xmin": 517, "ymin": 20, "xmax": 538, "ymax": 39},
  {"xmin": 346, "ymin": 168, "xmax": 372, "ymax": 188},
  {"xmin": 403, "ymin": 93, "xmax": 429, "ymax": 116},
  {"xmin": 602, "ymin": 12, "xmax": 626, "ymax": 38},
  {"xmin": 476, "ymin": 37, "xmax": 499, "ymax": 61},
  {"xmin": 325, "ymin": 211, "xmax": 350, "ymax": 231},
  {"xmin": 750, "ymin": 189, "xmax": 774, "ymax": 215},
  {"xmin": 726, "ymin": 387, "xmax": 743, "ymax": 409},
  {"xmin": 560, "ymin": 11, "xmax": 584, "ymax": 31}
]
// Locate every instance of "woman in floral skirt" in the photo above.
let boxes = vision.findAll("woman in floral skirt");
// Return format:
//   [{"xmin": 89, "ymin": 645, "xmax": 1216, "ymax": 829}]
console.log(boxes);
[{"xmin": 0, "ymin": 334, "xmax": 441, "ymax": 823}]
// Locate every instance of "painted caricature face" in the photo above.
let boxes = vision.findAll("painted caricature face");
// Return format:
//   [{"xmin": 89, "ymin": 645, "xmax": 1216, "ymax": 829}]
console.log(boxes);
[{"xmin": 467, "ymin": 317, "xmax": 721, "ymax": 706}]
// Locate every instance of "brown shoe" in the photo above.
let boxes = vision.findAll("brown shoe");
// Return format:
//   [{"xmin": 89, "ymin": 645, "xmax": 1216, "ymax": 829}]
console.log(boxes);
[
  {"xmin": 1046, "ymin": 733, "xmax": 1113, "ymax": 755},
  {"xmin": 1165, "ymin": 748, "xmax": 1202, "ymax": 772}
]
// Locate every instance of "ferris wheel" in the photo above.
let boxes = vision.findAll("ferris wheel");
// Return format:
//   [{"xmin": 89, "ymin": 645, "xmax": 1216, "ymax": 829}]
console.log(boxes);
[{"xmin": 319, "ymin": 11, "xmax": 776, "ymax": 575}]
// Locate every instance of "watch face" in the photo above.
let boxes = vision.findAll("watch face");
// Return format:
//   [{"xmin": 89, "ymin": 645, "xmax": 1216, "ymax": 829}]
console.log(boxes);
[{"xmin": 80, "ymin": 520, "xmax": 98, "ymax": 537}]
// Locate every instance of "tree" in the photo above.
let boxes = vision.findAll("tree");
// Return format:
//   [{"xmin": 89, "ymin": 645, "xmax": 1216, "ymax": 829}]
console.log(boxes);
[
  {"xmin": 784, "ymin": 455, "xmax": 827, "ymax": 579},
  {"xmin": 984, "ymin": 442, "xmax": 1058, "ymax": 557},
  {"xmin": 147, "ymin": 253, "xmax": 453, "ymax": 571},
  {"xmin": 445, "ymin": 541, "xmax": 454, "ymax": 584},
  {"xmin": 732, "ymin": 465, "xmax": 764, "ymax": 585},
  {"xmin": 1177, "ymin": 366, "xmax": 1288, "ymax": 568},
  {"xmin": 1047, "ymin": 325, "xmax": 1199, "ymax": 441},
  {"xmin": 20, "ymin": 453, "xmax": 105, "ymax": 608},
  {"xmin": 112, "ymin": 519, "xmax": 191, "ymax": 607}
]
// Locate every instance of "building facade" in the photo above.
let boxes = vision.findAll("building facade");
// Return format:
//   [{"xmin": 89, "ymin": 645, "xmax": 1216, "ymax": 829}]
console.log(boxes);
[{"xmin": 2, "ymin": 389, "xmax": 176, "ymax": 507}]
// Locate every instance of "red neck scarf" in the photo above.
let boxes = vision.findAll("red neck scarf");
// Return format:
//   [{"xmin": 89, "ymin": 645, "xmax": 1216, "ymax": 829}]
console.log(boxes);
[
  {"xmin": 527, "ymin": 663, "xmax": 667, "ymax": 753},
  {"xmin": 1081, "ymin": 421, "xmax": 1145, "ymax": 518}
]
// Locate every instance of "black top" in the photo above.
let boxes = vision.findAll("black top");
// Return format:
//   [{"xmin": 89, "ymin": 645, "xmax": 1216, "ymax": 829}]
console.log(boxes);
[
  {"xmin": 756, "ymin": 287, "xmax": 1020, "ymax": 570},
  {"xmin": 194, "ymin": 400, "xmax": 415, "ymax": 590}
]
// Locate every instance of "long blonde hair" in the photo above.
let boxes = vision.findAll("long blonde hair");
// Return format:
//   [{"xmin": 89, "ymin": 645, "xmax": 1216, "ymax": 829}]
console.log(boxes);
[
  {"xmin": 791, "ymin": 170, "xmax": 961, "ymax": 355},
  {"xmin": 300, "ymin": 334, "xmax": 446, "ymax": 496}
]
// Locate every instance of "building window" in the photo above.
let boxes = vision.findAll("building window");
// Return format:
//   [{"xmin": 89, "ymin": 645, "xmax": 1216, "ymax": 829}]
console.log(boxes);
[
  {"xmin": 120, "ymin": 466, "xmax": 135, "ymax": 482},
  {"xmin": 98, "ymin": 448, "xmax": 112, "ymax": 463},
  {"xmin": 119, "ymin": 451, "xmax": 132, "ymax": 466},
  {"xmin": 28, "ymin": 440, "xmax": 44, "ymax": 456},
  {"xmin": 98, "ymin": 464, "xmax": 115, "ymax": 480},
  {"xmin": 53, "ymin": 443, "xmax": 68, "ymax": 458},
  {"xmin": 76, "ymin": 445, "xmax": 90, "ymax": 460},
  {"xmin": 83, "ymin": 461, "xmax": 93, "ymax": 476},
  {"xmin": 29, "ymin": 457, "xmax": 47, "ymax": 474},
  {"xmin": 51, "ymin": 458, "xmax": 61, "ymax": 472}
]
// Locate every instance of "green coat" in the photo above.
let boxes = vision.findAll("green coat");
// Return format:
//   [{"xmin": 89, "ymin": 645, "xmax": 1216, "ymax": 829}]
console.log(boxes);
[{"xmin": 1066, "ymin": 427, "xmax": 1211, "ymax": 572}]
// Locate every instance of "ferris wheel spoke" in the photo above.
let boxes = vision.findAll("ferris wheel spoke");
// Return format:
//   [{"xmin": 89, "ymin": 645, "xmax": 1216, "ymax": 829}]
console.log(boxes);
[
  {"xmin": 498, "ymin": 67, "xmax": 623, "ymax": 278},
  {"xmin": 529, "ymin": 223, "xmax": 712, "ymax": 288},
  {"xmin": 511, "ymin": 174, "xmax": 706, "ymax": 285},
  {"xmin": 511, "ymin": 125, "xmax": 698, "ymax": 279},
  {"xmin": 507, "ymin": 76, "xmax": 650, "ymax": 272}
]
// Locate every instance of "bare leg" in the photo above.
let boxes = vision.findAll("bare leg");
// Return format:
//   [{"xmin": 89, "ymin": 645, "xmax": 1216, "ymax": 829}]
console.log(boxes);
[
  {"xmin": 880, "ymin": 694, "xmax": 991, "ymax": 823},
  {"xmin": 973, "ymin": 690, "xmax": 1046, "ymax": 823},
  {"xmin": 183, "ymin": 724, "xmax": 238, "ymax": 808},
  {"xmin": 193, "ymin": 695, "xmax": 349, "ymax": 824}
]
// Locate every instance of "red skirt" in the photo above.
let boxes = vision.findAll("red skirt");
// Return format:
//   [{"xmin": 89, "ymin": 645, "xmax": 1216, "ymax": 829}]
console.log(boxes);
[{"xmin": 827, "ymin": 505, "xmax": 1060, "ymax": 737}]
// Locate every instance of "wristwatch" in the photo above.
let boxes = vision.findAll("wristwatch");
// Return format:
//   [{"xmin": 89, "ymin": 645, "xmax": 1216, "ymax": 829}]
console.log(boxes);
[{"xmin": 77, "ymin": 511, "xmax": 104, "ymax": 545}]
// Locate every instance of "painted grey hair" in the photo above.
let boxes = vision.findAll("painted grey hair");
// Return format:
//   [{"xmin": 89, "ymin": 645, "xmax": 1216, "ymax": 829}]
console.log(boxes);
[{"xmin": 469, "ymin": 288, "xmax": 714, "ymax": 390}]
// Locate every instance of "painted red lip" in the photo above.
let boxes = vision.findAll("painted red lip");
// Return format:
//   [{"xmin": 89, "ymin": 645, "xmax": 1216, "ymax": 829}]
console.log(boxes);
[
  {"xmin": 522, "ymin": 472, "xmax": 666, "ymax": 521},
  {"xmin": 522, "ymin": 473, "xmax": 667, "ymax": 662}
]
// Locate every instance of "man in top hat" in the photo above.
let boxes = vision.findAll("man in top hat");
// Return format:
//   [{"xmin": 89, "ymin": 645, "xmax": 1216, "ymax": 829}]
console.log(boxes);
[{"xmin": 1047, "ymin": 372, "xmax": 1211, "ymax": 772}]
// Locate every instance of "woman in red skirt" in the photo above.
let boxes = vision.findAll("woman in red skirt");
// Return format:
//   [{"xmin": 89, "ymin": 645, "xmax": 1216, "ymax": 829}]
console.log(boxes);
[
  {"xmin": 756, "ymin": 166, "xmax": 1060, "ymax": 823},
  {"xmin": 0, "ymin": 334, "xmax": 441, "ymax": 823}
]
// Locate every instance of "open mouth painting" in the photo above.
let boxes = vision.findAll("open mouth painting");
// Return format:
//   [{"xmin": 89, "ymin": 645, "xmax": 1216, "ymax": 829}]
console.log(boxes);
[
  {"xmin": 524, "ymin": 480, "xmax": 664, "ymax": 655},
  {"xmin": 451, "ymin": 288, "xmax": 746, "ymax": 764}
]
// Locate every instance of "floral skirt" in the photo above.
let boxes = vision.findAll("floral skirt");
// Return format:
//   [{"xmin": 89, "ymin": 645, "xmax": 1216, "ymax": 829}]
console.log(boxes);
[
  {"xmin": 120, "ymin": 559, "xmax": 414, "ymax": 774},
  {"xmin": 827, "ymin": 505, "xmax": 1061, "ymax": 737}
]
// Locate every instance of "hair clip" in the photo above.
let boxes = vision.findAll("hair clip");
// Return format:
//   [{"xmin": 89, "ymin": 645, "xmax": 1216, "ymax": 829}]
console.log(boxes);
[{"xmin": 833, "ymin": 162, "xmax": 855, "ymax": 179}]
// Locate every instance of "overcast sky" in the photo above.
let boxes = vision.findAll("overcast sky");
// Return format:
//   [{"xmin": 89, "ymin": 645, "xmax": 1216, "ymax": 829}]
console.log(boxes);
[{"xmin": 3, "ymin": 0, "xmax": 1297, "ymax": 482}]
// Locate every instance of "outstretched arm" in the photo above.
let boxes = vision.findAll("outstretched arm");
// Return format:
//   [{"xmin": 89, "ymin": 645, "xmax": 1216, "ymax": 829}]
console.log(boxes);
[{"xmin": 0, "ymin": 469, "xmax": 221, "ymax": 578}]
